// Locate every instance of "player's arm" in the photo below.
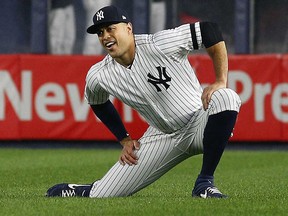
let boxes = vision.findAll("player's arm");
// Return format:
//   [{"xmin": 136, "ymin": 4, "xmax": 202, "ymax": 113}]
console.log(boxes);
[
  {"xmin": 191, "ymin": 22, "xmax": 228, "ymax": 110},
  {"xmin": 90, "ymin": 100, "xmax": 140, "ymax": 165}
]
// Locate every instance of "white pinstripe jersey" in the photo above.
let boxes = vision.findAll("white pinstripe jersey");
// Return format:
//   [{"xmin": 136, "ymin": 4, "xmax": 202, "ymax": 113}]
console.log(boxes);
[{"xmin": 85, "ymin": 23, "xmax": 205, "ymax": 133}]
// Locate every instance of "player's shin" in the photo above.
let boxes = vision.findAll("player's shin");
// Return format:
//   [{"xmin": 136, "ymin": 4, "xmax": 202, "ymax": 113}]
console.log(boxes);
[
  {"xmin": 200, "ymin": 110, "xmax": 238, "ymax": 177},
  {"xmin": 192, "ymin": 110, "xmax": 238, "ymax": 198}
]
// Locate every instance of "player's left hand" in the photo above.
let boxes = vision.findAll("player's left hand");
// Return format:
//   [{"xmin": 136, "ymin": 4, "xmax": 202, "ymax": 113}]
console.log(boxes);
[
  {"xmin": 119, "ymin": 136, "xmax": 140, "ymax": 166},
  {"xmin": 201, "ymin": 81, "xmax": 226, "ymax": 110}
]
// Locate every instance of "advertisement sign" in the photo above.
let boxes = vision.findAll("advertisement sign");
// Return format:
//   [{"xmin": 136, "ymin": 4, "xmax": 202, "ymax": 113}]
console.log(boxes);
[{"xmin": 0, "ymin": 54, "xmax": 287, "ymax": 141}]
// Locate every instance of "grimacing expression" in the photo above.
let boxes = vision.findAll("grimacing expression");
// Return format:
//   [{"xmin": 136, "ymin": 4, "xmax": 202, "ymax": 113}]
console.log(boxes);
[{"xmin": 97, "ymin": 23, "xmax": 133, "ymax": 58}]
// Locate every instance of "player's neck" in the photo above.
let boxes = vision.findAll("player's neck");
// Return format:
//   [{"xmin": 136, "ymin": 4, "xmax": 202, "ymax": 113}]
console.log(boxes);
[{"xmin": 115, "ymin": 43, "xmax": 136, "ymax": 68}]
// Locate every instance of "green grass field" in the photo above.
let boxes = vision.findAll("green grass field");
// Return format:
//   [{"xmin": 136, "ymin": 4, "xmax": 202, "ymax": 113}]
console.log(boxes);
[{"xmin": 0, "ymin": 146, "xmax": 287, "ymax": 216}]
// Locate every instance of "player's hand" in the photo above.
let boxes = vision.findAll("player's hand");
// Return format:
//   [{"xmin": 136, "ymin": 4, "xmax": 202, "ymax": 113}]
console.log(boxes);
[
  {"xmin": 119, "ymin": 136, "xmax": 140, "ymax": 166},
  {"xmin": 201, "ymin": 81, "xmax": 226, "ymax": 110}
]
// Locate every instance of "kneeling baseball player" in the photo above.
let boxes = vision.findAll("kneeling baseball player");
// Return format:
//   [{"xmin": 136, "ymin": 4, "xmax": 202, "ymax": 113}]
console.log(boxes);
[{"xmin": 46, "ymin": 5, "xmax": 241, "ymax": 199}]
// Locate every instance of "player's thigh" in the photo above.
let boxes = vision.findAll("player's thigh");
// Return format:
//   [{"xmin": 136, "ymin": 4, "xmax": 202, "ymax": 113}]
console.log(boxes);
[{"xmin": 89, "ymin": 127, "xmax": 188, "ymax": 198}]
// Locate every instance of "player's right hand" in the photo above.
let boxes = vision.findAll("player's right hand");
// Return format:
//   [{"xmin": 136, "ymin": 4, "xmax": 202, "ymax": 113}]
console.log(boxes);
[
  {"xmin": 201, "ymin": 81, "xmax": 226, "ymax": 110},
  {"xmin": 119, "ymin": 137, "xmax": 140, "ymax": 166}
]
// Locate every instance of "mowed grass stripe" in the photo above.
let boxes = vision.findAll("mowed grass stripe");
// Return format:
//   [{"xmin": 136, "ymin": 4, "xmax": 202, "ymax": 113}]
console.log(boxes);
[{"xmin": 0, "ymin": 148, "xmax": 287, "ymax": 216}]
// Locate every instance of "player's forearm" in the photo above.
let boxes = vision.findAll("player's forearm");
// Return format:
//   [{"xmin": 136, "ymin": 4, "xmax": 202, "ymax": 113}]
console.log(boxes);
[
  {"xmin": 90, "ymin": 100, "xmax": 129, "ymax": 142},
  {"xmin": 206, "ymin": 41, "xmax": 228, "ymax": 86}
]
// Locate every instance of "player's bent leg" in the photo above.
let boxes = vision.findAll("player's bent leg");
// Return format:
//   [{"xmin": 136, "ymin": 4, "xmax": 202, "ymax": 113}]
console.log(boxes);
[
  {"xmin": 89, "ymin": 126, "xmax": 195, "ymax": 198},
  {"xmin": 192, "ymin": 88, "xmax": 241, "ymax": 198},
  {"xmin": 45, "ymin": 127, "xmax": 189, "ymax": 198}
]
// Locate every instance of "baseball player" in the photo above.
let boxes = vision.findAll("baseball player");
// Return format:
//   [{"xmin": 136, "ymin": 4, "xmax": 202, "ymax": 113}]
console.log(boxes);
[{"xmin": 46, "ymin": 5, "xmax": 241, "ymax": 198}]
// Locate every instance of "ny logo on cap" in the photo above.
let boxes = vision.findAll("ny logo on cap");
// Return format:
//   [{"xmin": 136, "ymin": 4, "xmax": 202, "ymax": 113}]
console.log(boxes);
[{"xmin": 96, "ymin": 10, "xmax": 104, "ymax": 21}]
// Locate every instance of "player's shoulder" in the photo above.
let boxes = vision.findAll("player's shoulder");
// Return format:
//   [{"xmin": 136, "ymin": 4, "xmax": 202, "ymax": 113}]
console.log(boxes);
[
  {"xmin": 134, "ymin": 34, "xmax": 153, "ymax": 46},
  {"xmin": 154, "ymin": 24, "xmax": 191, "ymax": 38},
  {"xmin": 135, "ymin": 24, "xmax": 191, "ymax": 45},
  {"xmin": 87, "ymin": 55, "xmax": 113, "ymax": 75}
]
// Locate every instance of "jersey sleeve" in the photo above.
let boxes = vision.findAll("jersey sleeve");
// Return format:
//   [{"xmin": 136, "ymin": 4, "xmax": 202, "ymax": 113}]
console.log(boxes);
[
  {"xmin": 153, "ymin": 23, "xmax": 203, "ymax": 62},
  {"xmin": 85, "ymin": 76, "xmax": 110, "ymax": 105}
]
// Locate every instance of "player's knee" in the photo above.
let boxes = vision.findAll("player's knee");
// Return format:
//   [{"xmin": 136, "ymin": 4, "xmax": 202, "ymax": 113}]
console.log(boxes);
[
  {"xmin": 208, "ymin": 88, "xmax": 241, "ymax": 115},
  {"xmin": 89, "ymin": 180, "xmax": 132, "ymax": 198},
  {"xmin": 89, "ymin": 189, "xmax": 129, "ymax": 198}
]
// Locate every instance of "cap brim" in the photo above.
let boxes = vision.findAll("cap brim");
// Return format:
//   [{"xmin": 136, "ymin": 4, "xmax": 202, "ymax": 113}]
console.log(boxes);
[
  {"xmin": 87, "ymin": 21, "xmax": 130, "ymax": 34},
  {"xmin": 87, "ymin": 25, "xmax": 99, "ymax": 34}
]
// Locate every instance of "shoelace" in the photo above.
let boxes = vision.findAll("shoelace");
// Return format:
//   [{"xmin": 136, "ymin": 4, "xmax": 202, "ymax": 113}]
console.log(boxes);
[{"xmin": 206, "ymin": 187, "xmax": 222, "ymax": 194}]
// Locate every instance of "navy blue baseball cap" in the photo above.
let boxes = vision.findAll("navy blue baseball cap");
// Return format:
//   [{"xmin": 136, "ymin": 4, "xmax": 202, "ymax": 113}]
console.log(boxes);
[{"xmin": 87, "ymin": 5, "xmax": 131, "ymax": 34}]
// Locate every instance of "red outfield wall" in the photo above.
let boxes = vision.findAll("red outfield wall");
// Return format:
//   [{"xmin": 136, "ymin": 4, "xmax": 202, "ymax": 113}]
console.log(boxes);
[{"xmin": 0, "ymin": 54, "xmax": 287, "ymax": 141}]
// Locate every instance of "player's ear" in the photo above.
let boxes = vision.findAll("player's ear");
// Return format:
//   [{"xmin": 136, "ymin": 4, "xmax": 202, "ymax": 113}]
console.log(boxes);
[{"xmin": 127, "ymin": 22, "xmax": 133, "ymax": 33}]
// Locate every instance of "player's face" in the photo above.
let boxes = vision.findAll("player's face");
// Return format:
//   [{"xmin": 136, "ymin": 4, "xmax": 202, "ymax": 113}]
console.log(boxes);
[{"xmin": 97, "ymin": 23, "xmax": 135, "ymax": 63}]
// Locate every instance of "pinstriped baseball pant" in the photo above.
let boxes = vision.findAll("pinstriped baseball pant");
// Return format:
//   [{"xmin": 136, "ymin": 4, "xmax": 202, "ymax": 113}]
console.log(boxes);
[{"xmin": 89, "ymin": 88, "xmax": 241, "ymax": 198}]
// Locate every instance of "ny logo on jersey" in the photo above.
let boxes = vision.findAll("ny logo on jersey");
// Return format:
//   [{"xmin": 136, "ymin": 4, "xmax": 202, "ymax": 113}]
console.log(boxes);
[
  {"xmin": 96, "ymin": 10, "xmax": 104, "ymax": 21},
  {"xmin": 147, "ymin": 66, "xmax": 171, "ymax": 92}
]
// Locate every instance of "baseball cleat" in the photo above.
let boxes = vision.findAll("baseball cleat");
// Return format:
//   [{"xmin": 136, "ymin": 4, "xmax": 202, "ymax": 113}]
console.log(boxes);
[
  {"xmin": 192, "ymin": 186, "xmax": 227, "ymax": 198},
  {"xmin": 192, "ymin": 175, "xmax": 227, "ymax": 198},
  {"xmin": 46, "ymin": 183, "xmax": 92, "ymax": 197}
]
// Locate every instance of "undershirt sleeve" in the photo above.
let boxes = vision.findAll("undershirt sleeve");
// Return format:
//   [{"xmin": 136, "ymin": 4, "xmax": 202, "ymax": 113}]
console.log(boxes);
[
  {"xmin": 190, "ymin": 22, "xmax": 224, "ymax": 49},
  {"xmin": 90, "ymin": 100, "xmax": 129, "ymax": 141}
]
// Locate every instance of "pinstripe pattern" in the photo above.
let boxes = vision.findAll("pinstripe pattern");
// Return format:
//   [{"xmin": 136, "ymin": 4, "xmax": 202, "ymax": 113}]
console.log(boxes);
[
  {"xmin": 207, "ymin": 88, "xmax": 241, "ymax": 115},
  {"xmin": 85, "ymin": 23, "xmax": 241, "ymax": 198},
  {"xmin": 90, "ymin": 115, "xmax": 200, "ymax": 198},
  {"xmin": 85, "ymin": 24, "xmax": 203, "ymax": 133},
  {"xmin": 89, "ymin": 88, "xmax": 240, "ymax": 198}
]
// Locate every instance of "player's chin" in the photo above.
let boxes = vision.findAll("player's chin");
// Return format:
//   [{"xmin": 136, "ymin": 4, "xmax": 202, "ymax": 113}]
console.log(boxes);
[{"xmin": 108, "ymin": 51, "xmax": 121, "ymax": 58}]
